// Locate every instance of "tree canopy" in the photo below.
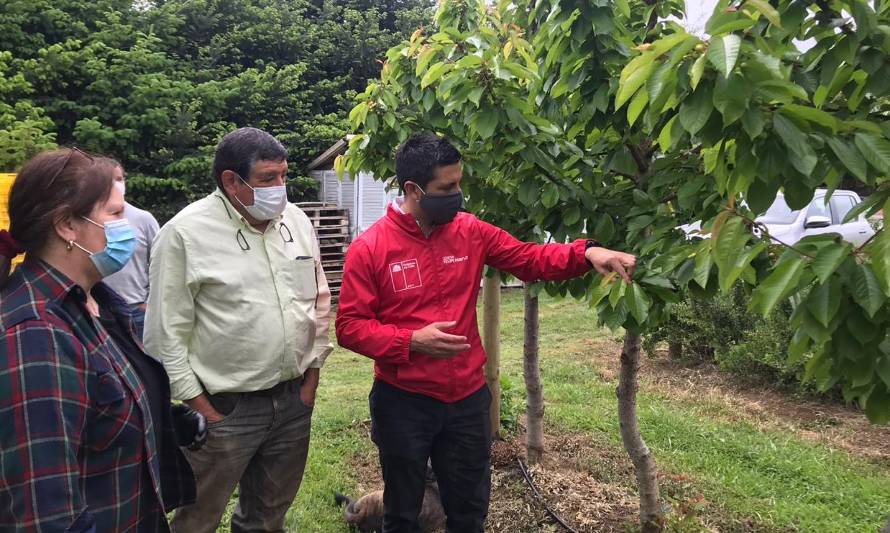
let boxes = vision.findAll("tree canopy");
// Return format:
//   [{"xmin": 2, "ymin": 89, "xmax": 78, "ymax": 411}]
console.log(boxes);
[
  {"xmin": 343, "ymin": 0, "xmax": 890, "ymax": 424},
  {"xmin": 0, "ymin": 0, "xmax": 433, "ymax": 219}
]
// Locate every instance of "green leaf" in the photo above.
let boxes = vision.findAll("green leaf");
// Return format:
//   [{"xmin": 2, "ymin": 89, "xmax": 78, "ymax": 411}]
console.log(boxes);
[
  {"xmin": 518, "ymin": 179, "xmax": 537, "ymax": 206},
  {"xmin": 609, "ymin": 279, "xmax": 626, "ymax": 309},
  {"xmin": 869, "ymin": 225, "xmax": 890, "ymax": 296},
  {"xmin": 713, "ymin": 216, "xmax": 748, "ymax": 287},
  {"xmin": 854, "ymin": 133, "xmax": 890, "ymax": 175},
  {"xmin": 877, "ymin": 356, "xmax": 890, "ymax": 389},
  {"xmin": 657, "ymin": 114, "xmax": 680, "ymax": 151},
  {"xmin": 348, "ymin": 102, "xmax": 370, "ymax": 128},
  {"xmin": 713, "ymin": 74, "xmax": 748, "ymax": 126},
  {"xmin": 625, "ymin": 282, "xmax": 651, "ymax": 324},
  {"xmin": 594, "ymin": 215, "xmax": 615, "ymax": 242},
  {"xmin": 690, "ymin": 53, "xmax": 707, "ymax": 91},
  {"xmin": 416, "ymin": 46, "xmax": 438, "ymax": 76},
  {"xmin": 756, "ymin": 80, "xmax": 808, "ymax": 102},
  {"xmin": 627, "ymin": 89, "xmax": 649, "ymax": 127},
  {"xmin": 709, "ymin": 19, "xmax": 756, "ymax": 35},
  {"xmin": 588, "ymin": 279, "xmax": 613, "ymax": 308},
  {"xmin": 679, "ymin": 85, "xmax": 713, "ymax": 135},
  {"xmin": 780, "ymin": 104, "xmax": 839, "ymax": 133},
  {"xmin": 826, "ymin": 65, "xmax": 854, "ymax": 100},
  {"xmin": 473, "ymin": 109, "xmax": 499, "ymax": 139},
  {"xmin": 864, "ymin": 384, "xmax": 890, "ymax": 425},
  {"xmin": 825, "ymin": 137, "xmax": 868, "ymax": 182},
  {"xmin": 707, "ymin": 34, "xmax": 742, "ymax": 79},
  {"xmin": 851, "ymin": 0, "xmax": 877, "ymax": 38},
  {"xmin": 745, "ymin": 0, "xmax": 782, "ymax": 27},
  {"xmin": 750, "ymin": 257, "xmax": 805, "ymax": 316},
  {"xmin": 847, "ymin": 307, "xmax": 877, "ymax": 344},
  {"xmin": 646, "ymin": 60, "xmax": 674, "ymax": 106},
  {"xmin": 773, "ymin": 114, "xmax": 817, "ymax": 176},
  {"xmin": 813, "ymin": 86, "xmax": 829, "ymax": 108},
  {"xmin": 693, "ymin": 245, "xmax": 713, "ymax": 289},
  {"xmin": 806, "ymin": 278, "xmax": 841, "ymax": 327},
  {"xmin": 788, "ymin": 330, "xmax": 811, "ymax": 365},
  {"xmin": 615, "ymin": 0, "xmax": 630, "ymax": 18},
  {"xmin": 542, "ymin": 182, "xmax": 559, "ymax": 209},
  {"xmin": 456, "ymin": 54, "xmax": 483, "ymax": 69},
  {"xmin": 740, "ymin": 107, "xmax": 765, "ymax": 138},
  {"xmin": 650, "ymin": 31, "xmax": 696, "ymax": 56},
  {"xmin": 421, "ymin": 62, "xmax": 451, "ymax": 88},
  {"xmin": 564, "ymin": 205, "xmax": 581, "ymax": 225},
  {"xmin": 616, "ymin": 54, "xmax": 657, "ymax": 110},
  {"xmin": 810, "ymin": 243, "xmax": 851, "ymax": 284},
  {"xmin": 851, "ymin": 263, "xmax": 885, "ymax": 318}
]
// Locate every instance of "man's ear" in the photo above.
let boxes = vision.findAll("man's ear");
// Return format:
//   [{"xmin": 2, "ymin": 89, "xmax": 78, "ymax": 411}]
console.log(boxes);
[
  {"xmin": 221, "ymin": 170, "xmax": 240, "ymax": 197},
  {"xmin": 405, "ymin": 181, "xmax": 422, "ymax": 201}
]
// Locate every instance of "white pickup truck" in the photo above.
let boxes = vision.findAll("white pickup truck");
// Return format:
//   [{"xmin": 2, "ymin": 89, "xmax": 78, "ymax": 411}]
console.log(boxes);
[{"xmin": 680, "ymin": 189, "xmax": 875, "ymax": 246}]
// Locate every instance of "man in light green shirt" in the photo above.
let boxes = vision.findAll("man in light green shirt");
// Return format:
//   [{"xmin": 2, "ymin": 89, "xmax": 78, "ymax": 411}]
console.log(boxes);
[{"xmin": 145, "ymin": 127, "xmax": 333, "ymax": 533}]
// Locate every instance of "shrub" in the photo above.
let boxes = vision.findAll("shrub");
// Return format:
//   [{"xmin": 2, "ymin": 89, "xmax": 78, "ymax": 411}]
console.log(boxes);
[
  {"xmin": 499, "ymin": 375, "xmax": 524, "ymax": 435},
  {"xmin": 644, "ymin": 285, "xmax": 816, "ymax": 393}
]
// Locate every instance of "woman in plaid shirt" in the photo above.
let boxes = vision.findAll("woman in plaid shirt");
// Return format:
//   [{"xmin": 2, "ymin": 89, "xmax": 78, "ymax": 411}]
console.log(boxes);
[{"xmin": 0, "ymin": 149, "xmax": 199, "ymax": 532}]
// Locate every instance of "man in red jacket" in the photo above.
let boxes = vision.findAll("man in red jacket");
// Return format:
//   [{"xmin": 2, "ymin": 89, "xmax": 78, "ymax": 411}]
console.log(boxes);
[{"xmin": 336, "ymin": 132, "xmax": 635, "ymax": 533}]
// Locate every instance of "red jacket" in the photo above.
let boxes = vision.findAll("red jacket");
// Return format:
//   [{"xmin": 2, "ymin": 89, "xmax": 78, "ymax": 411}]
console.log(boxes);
[{"xmin": 335, "ymin": 205, "xmax": 592, "ymax": 403}]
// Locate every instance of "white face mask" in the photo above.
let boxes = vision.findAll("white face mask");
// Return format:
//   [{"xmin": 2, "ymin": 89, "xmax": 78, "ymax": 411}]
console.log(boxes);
[{"xmin": 234, "ymin": 174, "xmax": 288, "ymax": 221}]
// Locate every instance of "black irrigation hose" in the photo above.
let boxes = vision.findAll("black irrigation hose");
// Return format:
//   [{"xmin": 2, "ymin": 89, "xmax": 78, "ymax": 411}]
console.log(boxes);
[{"xmin": 517, "ymin": 458, "xmax": 579, "ymax": 533}]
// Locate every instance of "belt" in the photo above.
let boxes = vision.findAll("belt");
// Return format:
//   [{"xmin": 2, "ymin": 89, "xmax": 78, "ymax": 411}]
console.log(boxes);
[{"xmin": 247, "ymin": 377, "xmax": 302, "ymax": 398}]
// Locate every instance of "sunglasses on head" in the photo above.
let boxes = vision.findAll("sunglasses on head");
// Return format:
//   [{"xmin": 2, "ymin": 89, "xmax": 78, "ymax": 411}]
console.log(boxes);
[{"xmin": 47, "ymin": 147, "xmax": 94, "ymax": 187}]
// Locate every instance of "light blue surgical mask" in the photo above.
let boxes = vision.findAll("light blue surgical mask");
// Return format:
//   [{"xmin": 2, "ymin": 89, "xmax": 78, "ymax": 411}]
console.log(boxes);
[{"xmin": 73, "ymin": 217, "xmax": 136, "ymax": 277}]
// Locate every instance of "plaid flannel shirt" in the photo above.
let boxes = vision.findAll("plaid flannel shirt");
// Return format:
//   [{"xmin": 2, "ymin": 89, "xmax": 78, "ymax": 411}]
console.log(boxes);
[{"xmin": 0, "ymin": 260, "xmax": 194, "ymax": 532}]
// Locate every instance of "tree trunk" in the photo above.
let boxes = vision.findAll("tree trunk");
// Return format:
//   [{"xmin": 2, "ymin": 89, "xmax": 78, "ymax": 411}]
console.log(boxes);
[
  {"xmin": 523, "ymin": 283, "xmax": 544, "ymax": 464},
  {"xmin": 618, "ymin": 332, "xmax": 663, "ymax": 532},
  {"xmin": 668, "ymin": 342, "xmax": 682, "ymax": 360},
  {"xmin": 482, "ymin": 272, "xmax": 501, "ymax": 439}
]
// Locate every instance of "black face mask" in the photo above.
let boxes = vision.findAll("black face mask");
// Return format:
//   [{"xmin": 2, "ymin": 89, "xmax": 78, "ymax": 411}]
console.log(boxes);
[{"xmin": 416, "ymin": 185, "xmax": 463, "ymax": 225}]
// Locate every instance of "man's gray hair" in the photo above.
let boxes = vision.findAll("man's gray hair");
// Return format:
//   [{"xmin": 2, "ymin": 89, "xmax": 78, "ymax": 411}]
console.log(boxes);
[{"xmin": 212, "ymin": 127, "xmax": 288, "ymax": 189}]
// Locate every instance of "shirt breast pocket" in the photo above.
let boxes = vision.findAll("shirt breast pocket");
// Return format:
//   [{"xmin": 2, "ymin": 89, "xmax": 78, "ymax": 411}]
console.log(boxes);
[
  {"xmin": 289, "ymin": 256, "xmax": 318, "ymax": 301},
  {"xmin": 87, "ymin": 352, "xmax": 138, "ymax": 453},
  {"xmin": 96, "ymin": 370, "xmax": 127, "ymax": 405}
]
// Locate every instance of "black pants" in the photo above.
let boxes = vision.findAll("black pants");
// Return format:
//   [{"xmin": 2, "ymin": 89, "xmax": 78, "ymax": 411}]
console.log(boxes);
[{"xmin": 369, "ymin": 380, "xmax": 492, "ymax": 533}]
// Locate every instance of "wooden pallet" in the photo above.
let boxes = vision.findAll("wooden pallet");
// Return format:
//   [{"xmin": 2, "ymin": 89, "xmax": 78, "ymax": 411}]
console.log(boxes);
[
  {"xmin": 316, "ymin": 225, "xmax": 350, "ymax": 237},
  {"xmin": 297, "ymin": 202, "xmax": 349, "ymax": 304}
]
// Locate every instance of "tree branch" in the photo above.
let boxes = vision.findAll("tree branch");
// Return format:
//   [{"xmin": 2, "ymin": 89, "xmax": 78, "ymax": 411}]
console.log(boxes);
[
  {"xmin": 853, "ymin": 227, "xmax": 883, "ymax": 256},
  {"xmin": 734, "ymin": 211, "xmax": 818, "ymax": 259}
]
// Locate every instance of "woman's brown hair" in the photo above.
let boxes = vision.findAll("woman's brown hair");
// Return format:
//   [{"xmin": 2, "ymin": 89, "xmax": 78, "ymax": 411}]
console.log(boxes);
[{"xmin": 2, "ymin": 148, "xmax": 117, "ymax": 284}]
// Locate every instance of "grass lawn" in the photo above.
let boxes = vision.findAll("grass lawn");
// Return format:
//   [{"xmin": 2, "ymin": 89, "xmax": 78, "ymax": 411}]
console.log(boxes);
[{"xmin": 208, "ymin": 289, "xmax": 890, "ymax": 532}]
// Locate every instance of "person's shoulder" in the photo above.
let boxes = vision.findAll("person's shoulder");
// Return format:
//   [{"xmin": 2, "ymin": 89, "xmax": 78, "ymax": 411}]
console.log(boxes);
[
  {"xmin": 161, "ymin": 194, "xmax": 219, "ymax": 233},
  {"xmin": 124, "ymin": 202, "xmax": 157, "ymax": 223},
  {"xmin": 454, "ymin": 211, "xmax": 479, "ymax": 225},
  {"xmin": 125, "ymin": 203, "xmax": 159, "ymax": 227},
  {"xmin": 0, "ymin": 286, "xmax": 76, "ymax": 350},
  {"xmin": 284, "ymin": 202, "xmax": 313, "ymax": 228},
  {"xmin": 353, "ymin": 216, "xmax": 391, "ymax": 245}
]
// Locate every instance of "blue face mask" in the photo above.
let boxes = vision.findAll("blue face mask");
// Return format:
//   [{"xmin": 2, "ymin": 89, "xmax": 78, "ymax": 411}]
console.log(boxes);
[{"xmin": 73, "ymin": 217, "xmax": 137, "ymax": 277}]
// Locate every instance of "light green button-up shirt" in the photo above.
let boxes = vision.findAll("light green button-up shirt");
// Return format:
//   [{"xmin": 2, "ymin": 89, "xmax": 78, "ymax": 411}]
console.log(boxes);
[{"xmin": 144, "ymin": 189, "xmax": 333, "ymax": 400}]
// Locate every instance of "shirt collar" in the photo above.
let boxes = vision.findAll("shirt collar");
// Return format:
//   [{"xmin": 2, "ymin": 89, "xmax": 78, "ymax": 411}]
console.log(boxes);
[
  {"xmin": 391, "ymin": 197, "xmax": 407, "ymax": 214},
  {"xmin": 18, "ymin": 258, "xmax": 86, "ymax": 305},
  {"xmin": 1, "ymin": 258, "xmax": 88, "ymax": 329}
]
